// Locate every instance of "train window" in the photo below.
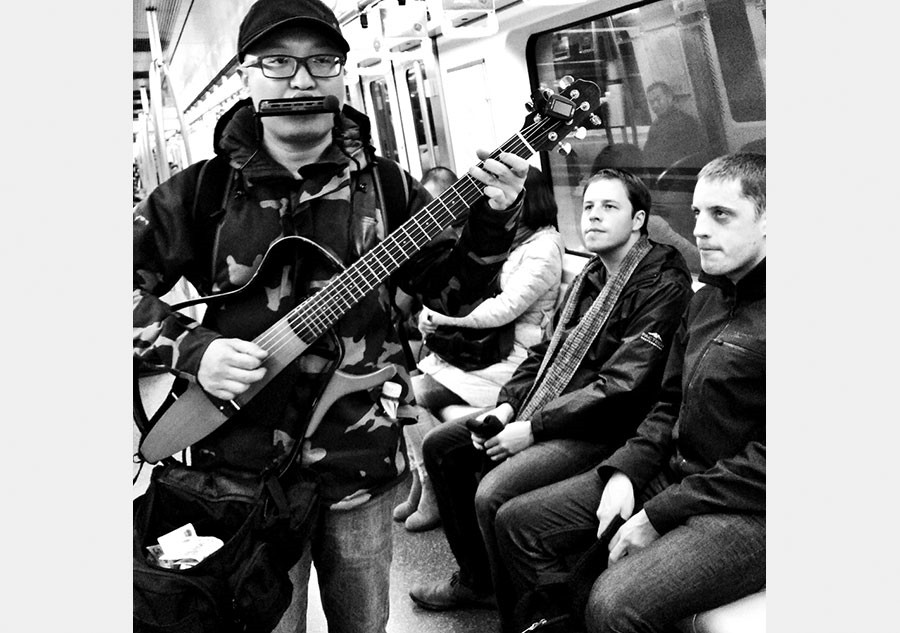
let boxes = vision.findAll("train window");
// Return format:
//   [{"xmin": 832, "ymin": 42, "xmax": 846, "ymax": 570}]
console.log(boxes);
[{"xmin": 528, "ymin": 0, "xmax": 766, "ymax": 275}]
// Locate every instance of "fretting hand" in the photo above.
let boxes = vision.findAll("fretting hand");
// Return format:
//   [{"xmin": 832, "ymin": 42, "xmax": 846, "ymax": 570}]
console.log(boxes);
[{"xmin": 469, "ymin": 150, "xmax": 529, "ymax": 211}]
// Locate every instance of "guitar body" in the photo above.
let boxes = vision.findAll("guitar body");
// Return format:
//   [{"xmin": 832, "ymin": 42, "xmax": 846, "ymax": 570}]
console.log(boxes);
[{"xmin": 138, "ymin": 236, "xmax": 389, "ymax": 466}]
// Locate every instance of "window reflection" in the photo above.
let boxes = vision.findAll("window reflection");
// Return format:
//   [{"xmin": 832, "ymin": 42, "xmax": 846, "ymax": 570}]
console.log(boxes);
[{"xmin": 530, "ymin": 0, "xmax": 765, "ymax": 274}]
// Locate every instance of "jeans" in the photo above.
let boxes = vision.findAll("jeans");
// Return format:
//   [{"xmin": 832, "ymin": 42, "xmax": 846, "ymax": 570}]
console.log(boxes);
[
  {"xmin": 273, "ymin": 489, "xmax": 395, "ymax": 633},
  {"xmin": 422, "ymin": 418, "xmax": 612, "ymax": 600},
  {"xmin": 495, "ymin": 470, "xmax": 766, "ymax": 633}
]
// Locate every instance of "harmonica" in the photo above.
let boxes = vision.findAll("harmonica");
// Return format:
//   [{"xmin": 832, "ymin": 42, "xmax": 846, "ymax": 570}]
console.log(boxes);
[{"xmin": 257, "ymin": 96, "xmax": 341, "ymax": 117}]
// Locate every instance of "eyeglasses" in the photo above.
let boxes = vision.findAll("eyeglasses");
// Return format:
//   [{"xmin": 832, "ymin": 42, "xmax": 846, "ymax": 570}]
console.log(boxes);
[{"xmin": 241, "ymin": 54, "xmax": 346, "ymax": 79}]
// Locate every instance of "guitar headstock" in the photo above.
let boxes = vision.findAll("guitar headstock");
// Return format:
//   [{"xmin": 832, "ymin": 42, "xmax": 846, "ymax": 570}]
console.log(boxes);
[{"xmin": 522, "ymin": 78, "xmax": 605, "ymax": 155}]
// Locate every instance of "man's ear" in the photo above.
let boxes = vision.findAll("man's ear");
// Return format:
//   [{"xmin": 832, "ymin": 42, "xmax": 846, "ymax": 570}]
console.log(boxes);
[
  {"xmin": 237, "ymin": 67, "xmax": 249, "ymax": 90},
  {"xmin": 632, "ymin": 209, "xmax": 646, "ymax": 232}
]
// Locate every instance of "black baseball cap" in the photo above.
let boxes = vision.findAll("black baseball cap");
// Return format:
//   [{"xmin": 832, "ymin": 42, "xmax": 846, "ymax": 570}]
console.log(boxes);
[{"xmin": 238, "ymin": 0, "xmax": 350, "ymax": 61}]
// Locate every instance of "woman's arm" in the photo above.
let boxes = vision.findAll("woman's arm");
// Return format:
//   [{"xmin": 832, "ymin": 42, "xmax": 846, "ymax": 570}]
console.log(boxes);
[{"xmin": 427, "ymin": 231, "xmax": 562, "ymax": 329}]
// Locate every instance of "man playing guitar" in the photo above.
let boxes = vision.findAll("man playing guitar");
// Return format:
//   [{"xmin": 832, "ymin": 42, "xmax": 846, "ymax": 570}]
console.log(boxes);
[{"xmin": 132, "ymin": 1, "xmax": 528, "ymax": 631}]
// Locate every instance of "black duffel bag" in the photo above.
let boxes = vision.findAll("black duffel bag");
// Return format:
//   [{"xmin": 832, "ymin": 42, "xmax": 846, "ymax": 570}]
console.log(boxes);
[
  {"xmin": 513, "ymin": 515, "xmax": 626, "ymax": 633},
  {"xmin": 425, "ymin": 320, "xmax": 516, "ymax": 371},
  {"xmin": 133, "ymin": 460, "xmax": 319, "ymax": 633}
]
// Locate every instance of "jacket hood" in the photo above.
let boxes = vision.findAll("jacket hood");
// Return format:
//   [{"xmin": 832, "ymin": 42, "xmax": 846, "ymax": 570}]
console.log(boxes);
[
  {"xmin": 608, "ymin": 239, "xmax": 691, "ymax": 284},
  {"xmin": 214, "ymin": 99, "xmax": 375, "ymax": 168},
  {"xmin": 648, "ymin": 239, "xmax": 692, "ymax": 280}
]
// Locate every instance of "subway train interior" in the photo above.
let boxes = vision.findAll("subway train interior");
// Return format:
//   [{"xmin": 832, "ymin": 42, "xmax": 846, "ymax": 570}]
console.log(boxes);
[{"xmin": 133, "ymin": 0, "xmax": 766, "ymax": 631}]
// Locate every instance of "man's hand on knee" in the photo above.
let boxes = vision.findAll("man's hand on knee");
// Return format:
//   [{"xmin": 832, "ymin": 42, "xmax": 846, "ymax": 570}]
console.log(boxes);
[
  {"xmin": 608, "ymin": 509, "xmax": 661, "ymax": 564},
  {"xmin": 596, "ymin": 471, "xmax": 635, "ymax": 539}
]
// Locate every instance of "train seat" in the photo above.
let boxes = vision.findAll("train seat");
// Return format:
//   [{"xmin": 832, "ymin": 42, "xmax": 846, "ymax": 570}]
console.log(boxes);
[{"xmin": 677, "ymin": 589, "xmax": 766, "ymax": 633}]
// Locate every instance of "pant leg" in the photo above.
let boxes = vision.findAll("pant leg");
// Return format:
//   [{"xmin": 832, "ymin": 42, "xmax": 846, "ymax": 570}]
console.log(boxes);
[
  {"xmin": 272, "ymin": 544, "xmax": 314, "ymax": 633},
  {"xmin": 421, "ymin": 416, "xmax": 493, "ymax": 590},
  {"xmin": 317, "ymin": 491, "xmax": 395, "ymax": 633},
  {"xmin": 585, "ymin": 513, "xmax": 766, "ymax": 633},
  {"xmin": 407, "ymin": 373, "xmax": 467, "ymax": 473},
  {"xmin": 274, "ymin": 490, "xmax": 395, "ymax": 633},
  {"xmin": 476, "ymin": 441, "xmax": 612, "ymax": 630},
  {"xmin": 495, "ymin": 470, "xmax": 606, "ymax": 632}
]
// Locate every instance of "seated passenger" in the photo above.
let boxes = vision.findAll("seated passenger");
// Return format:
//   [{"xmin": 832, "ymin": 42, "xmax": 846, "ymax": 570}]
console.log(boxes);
[
  {"xmin": 590, "ymin": 143, "xmax": 645, "ymax": 176},
  {"xmin": 395, "ymin": 166, "xmax": 564, "ymax": 531},
  {"xmin": 642, "ymin": 81, "xmax": 708, "ymax": 169},
  {"xmin": 590, "ymin": 142, "xmax": 700, "ymax": 271},
  {"xmin": 407, "ymin": 169, "xmax": 693, "ymax": 615},
  {"xmin": 395, "ymin": 166, "xmax": 460, "ymax": 351},
  {"xmin": 495, "ymin": 153, "xmax": 766, "ymax": 633},
  {"xmin": 421, "ymin": 165, "xmax": 458, "ymax": 199}
]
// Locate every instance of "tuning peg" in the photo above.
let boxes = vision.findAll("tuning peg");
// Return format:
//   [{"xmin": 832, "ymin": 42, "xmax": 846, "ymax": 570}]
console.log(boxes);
[
  {"xmin": 557, "ymin": 142, "xmax": 572, "ymax": 156},
  {"xmin": 572, "ymin": 127, "xmax": 587, "ymax": 140},
  {"xmin": 558, "ymin": 75, "xmax": 575, "ymax": 90},
  {"xmin": 525, "ymin": 100, "xmax": 534, "ymax": 113},
  {"xmin": 589, "ymin": 114, "xmax": 602, "ymax": 127}
]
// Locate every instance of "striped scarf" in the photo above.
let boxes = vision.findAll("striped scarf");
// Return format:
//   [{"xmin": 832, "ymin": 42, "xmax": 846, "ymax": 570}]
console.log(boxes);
[{"xmin": 517, "ymin": 236, "xmax": 653, "ymax": 421}]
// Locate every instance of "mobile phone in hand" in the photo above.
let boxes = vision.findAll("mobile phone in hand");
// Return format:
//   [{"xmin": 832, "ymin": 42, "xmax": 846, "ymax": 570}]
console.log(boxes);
[{"xmin": 466, "ymin": 414, "xmax": 504, "ymax": 439}]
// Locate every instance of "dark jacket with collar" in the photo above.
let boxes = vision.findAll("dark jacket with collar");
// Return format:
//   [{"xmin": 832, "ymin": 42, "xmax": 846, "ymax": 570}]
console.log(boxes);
[
  {"xmin": 133, "ymin": 103, "xmax": 521, "ymax": 508},
  {"xmin": 599, "ymin": 259, "xmax": 766, "ymax": 534},
  {"xmin": 498, "ymin": 241, "xmax": 693, "ymax": 449}
]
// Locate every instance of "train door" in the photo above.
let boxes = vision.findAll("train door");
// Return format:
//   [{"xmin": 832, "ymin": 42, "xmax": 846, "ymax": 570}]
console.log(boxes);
[
  {"xmin": 442, "ymin": 59, "xmax": 497, "ymax": 176},
  {"xmin": 394, "ymin": 57, "xmax": 454, "ymax": 176}
]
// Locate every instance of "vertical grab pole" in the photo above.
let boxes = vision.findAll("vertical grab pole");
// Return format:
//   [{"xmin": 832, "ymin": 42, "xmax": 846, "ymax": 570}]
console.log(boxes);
[
  {"xmin": 161, "ymin": 64, "xmax": 194, "ymax": 165},
  {"xmin": 138, "ymin": 87, "xmax": 159, "ymax": 192},
  {"xmin": 146, "ymin": 5, "xmax": 193, "ymax": 167},
  {"xmin": 146, "ymin": 6, "xmax": 170, "ymax": 183}
]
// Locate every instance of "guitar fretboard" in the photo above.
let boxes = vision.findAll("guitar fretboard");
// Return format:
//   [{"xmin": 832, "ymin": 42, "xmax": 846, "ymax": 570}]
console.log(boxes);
[{"xmin": 252, "ymin": 115, "xmax": 561, "ymax": 361}]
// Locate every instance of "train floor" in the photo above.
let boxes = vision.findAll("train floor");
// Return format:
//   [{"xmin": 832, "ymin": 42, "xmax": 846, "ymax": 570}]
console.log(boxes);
[{"xmin": 132, "ymin": 430, "xmax": 499, "ymax": 633}]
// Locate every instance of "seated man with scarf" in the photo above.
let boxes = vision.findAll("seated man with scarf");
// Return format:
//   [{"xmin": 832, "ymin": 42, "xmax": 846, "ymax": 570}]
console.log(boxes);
[{"xmin": 408, "ymin": 168, "xmax": 693, "ymax": 632}]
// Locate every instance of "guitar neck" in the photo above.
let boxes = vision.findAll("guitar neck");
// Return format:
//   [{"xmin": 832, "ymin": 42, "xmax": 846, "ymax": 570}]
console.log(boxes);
[{"xmin": 255, "ymin": 132, "xmax": 538, "ymax": 351}]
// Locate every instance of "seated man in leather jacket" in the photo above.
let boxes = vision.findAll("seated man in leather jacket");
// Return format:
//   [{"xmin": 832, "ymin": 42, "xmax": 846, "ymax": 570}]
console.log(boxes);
[{"xmin": 496, "ymin": 152, "xmax": 766, "ymax": 633}]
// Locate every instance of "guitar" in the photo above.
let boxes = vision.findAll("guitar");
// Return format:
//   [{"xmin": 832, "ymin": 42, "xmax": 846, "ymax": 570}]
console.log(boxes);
[{"xmin": 136, "ymin": 79, "xmax": 604, "ymax": 463}]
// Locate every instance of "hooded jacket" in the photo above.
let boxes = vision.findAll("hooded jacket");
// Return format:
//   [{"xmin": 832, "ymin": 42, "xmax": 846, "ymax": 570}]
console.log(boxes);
[
  {"xmin": 133, "ymin": 103, "xmax": 521, "ymax": 508},
  {"xmin": 498, "ymin": 241, "xmax": 693, "ymax": 449}
]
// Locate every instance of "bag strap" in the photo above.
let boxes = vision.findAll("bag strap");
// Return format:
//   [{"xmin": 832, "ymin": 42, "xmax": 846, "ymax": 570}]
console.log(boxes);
[
  {"xmin": 370, "ymin": 156, "xmax": 417, "ymax": 369},
  {"xmin": 192, "ymin": 154, "xmax": 233, "ymax": 288},
  {"xmin": 371, "ymin": 155, "xmax": 410, "ymax": 232}
]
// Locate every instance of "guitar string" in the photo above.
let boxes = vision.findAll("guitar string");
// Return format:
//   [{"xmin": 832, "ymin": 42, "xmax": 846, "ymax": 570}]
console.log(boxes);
[
  {"xmin": 248, "ymin": 113, "xmax": 574, "ymax": 363},
  {"xmin": 252, "ymin": 116, "xmax": 555, "ymax": 360}
]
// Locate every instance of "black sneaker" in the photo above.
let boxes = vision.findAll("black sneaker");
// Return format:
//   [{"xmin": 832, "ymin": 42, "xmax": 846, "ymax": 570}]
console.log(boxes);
[{"xmin": 409, "ymin": 571, "xmax": 495, "ymax": 611}]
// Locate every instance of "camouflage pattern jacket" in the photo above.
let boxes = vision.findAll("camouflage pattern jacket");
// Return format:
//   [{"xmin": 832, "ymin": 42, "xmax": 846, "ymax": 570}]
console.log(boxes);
[{"xmin": 133, "ymin": 104, "xmax": 521, "ymax": 509}]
